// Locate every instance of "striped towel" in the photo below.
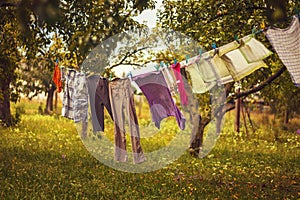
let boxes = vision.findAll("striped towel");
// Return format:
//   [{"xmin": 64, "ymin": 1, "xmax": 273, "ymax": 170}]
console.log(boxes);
[{"xmin": 266, "ymin": 15, "xmax": 300, "ymax": 87}]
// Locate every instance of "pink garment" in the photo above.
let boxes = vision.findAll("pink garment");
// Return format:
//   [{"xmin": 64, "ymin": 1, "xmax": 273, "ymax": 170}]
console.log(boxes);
[{"xmin": 171, "ymin": 62, "xmax": 188, "ymax": 106}]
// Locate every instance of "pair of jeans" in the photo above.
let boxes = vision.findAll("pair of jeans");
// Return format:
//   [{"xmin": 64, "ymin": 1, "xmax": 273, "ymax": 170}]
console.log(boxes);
[
  {"xmin": 109, "ymin": 78, "xmax": 145, "ymax": 164},
  {"xmin": 87, "ymin": 75, "xmax": 113, "ymax": 132}
]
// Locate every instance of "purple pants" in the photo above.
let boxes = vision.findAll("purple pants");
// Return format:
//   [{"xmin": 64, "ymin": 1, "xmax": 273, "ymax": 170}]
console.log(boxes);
[
  {"xmin": 87, "ymin": 75, "xmax": 113, "ymax": 132},
  {"xmin": 133, "ymin": 71, "xmax": 185, "ymax": 130}
]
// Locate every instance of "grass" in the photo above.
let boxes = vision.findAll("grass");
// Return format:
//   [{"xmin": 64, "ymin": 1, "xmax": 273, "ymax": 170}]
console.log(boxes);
[{"xmin": 0, "ymin": 100, "xmax": 299, "ymax": 199}]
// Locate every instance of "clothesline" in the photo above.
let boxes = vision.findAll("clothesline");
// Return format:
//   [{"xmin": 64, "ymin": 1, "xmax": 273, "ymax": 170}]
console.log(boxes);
[{"xmin": 51, "ymin": 14, "xmax": 300, "ymax": 165}]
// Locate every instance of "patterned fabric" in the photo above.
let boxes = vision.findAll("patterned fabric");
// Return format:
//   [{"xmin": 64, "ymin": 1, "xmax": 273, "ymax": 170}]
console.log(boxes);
[
  {"xmin": 62, "ymin": 68, "xmax": 77, "ymax": 120},
  {"xmin": 73, "ymin": 72, "xmax": 89, "ymax": 123},
  {"xmin": 52, "ymin": 62, "xmax": 63, "ymax": 93},
  {"xmin": 266, "ymin": 15, "xmax": 300, "ymax": 86}
]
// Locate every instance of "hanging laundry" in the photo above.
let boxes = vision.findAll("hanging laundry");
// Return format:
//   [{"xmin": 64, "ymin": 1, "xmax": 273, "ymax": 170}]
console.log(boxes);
[
  {"xmin": 109, "ymin": 78, "xmax": 145, "ymax": 164},
  {"xmin": 266, "ymin": 15, "xmax": 300, "ymax": 86},
  {"xmin": 73, "ymin": 72, "xmax": 88, "ymax": 123},
  {"xmin": 62, "ymin": 68, "xmax": 77, "ymax": 119},
  {"xmin": 73, "ymin": 72, "xmax": 89, "ymax": 138},
  {"xmin": 62, "ymin": 68, "xmax": 89, "ymax": 137},
  {"xmin": 161, "ymin": 67, "xmax": 177, "ymax": 95},
  {"xmin": 186, "ymin": 62, "xmax": 216, "ymax": 94},
  {"xmin": 221, "ymin": 49, "xmax": 268, "ymax": 81},
  {"xmin": 218, "ymin": 39, "xmax": 240, "ymax": 56},
  {"xmin": 218, "ymin": 36, "xmax": 270, "ymax": 81},
  {"xmin": 239, "ymin": 35, "xmax": 273, "ymax": 63},
  {"xmin": 209, "ymin": 52, "xmax": 234, "ymax": 84},
  {"xmin": 87, "ymin": 75, "xmax": 114, "ymax": 132},
  {"xmin": 133, "ymin": 71, "xmax": 186, "ymax": 130},
  {"xmin": 52, "ymin": 62, "xmax": 63, "ymax": 93},
  {"xmin": 171, "ymin": 62, "xmax": 189, "ymax": 106},
  {"xmin": 181, "ymin": 49, "xmax": 233, "ymax": 92}
]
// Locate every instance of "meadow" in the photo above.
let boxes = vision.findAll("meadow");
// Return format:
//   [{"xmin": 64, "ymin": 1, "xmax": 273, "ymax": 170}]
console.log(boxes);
[{"xmin": 0, "ymin": 99, "xmax": 299, "ymax": 199}]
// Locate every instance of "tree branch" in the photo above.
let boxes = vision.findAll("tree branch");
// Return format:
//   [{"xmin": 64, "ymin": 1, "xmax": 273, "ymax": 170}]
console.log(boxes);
[
  {"xmin": 205, "ymin": 6, "xmax": 268, "ymax": 25},
  {"xmin": 109, "ymin": 46, "xmax": 152, "ymax": 69},
  {"xmin": 233, "ymin": 66, "xmax": 287, "ymax": 99},
  {"xmin": 0, "ymin": 2, "xmax": 17, "ymax": 7}
]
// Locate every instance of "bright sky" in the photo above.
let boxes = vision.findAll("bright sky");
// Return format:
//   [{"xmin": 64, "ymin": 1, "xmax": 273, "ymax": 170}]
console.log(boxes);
[
  {"xmin": 112, "ymin": 0, "xmax": 164, "ymax": 77},
  {"xmin": 133, "ymin": 0, "xmax": 163, "ymax": 28}
]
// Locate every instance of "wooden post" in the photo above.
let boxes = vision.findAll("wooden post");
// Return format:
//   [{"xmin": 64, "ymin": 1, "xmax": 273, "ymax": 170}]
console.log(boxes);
[
  {"xmin": 244, "ymin": 102, "xmax": 255, "ymax": 133},
  {"xmin": 241, "ymin": 100, "xmax": 249, "ymax": 138},
  {"xmin": 235, "ymin": 88, "xmax": 241, "ymax": 132}
]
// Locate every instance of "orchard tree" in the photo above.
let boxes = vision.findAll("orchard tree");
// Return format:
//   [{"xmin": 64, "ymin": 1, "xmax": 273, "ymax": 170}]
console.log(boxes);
[
  {"xmin": 157, "ymin": 0, "xmax": 300, "ymax": 155},
  {"xmin": 0, "ymin": 0, "xmax": 155, "ymax": 125}
]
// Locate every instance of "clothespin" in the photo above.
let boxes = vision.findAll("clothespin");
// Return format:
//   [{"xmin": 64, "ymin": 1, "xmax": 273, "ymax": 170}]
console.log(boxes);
[
  {"xmin": 185, "ymin": 55, "xmax": 190, "ymax": 64},
  {"xmin": 252, "ymin": 26, "xmax": 257, "ymax": 35},
  {"xmin": 55, "ymin": 58, "xmax": 59, "ymax": 64},
  {"xmin": 212, "ymin": 42, "xmax": 217, "ymax": 55},
  {"xmin": 160, "ymin": 61, "xmax": 164, "ymax": 68},
  {"xmin": 174, "ymin": 58, "xmax": 177, "ymax": 64},
  {"xmin": 109, "ymin": 73, "xmax": 113, "ymax": 81},
  {"xmin": 199, "ymin": 48, "xmax": 203, "ymax": 56},
  {"xmin": 212, "ymin": 42, "xmax": 217, "ymax": 49},
  {"xmin": 154, "ymin": 64, "xmax": 160, "ymax": 71},
  {"xmin": 234, "ymin": 35, "xmax": 240, "ymax": 44},
  {"xmin": 165, "ymin": 62, "xmax": 169, "ymax": 68},
  {"xmin": 294, "ymin": 7, "xmax": 300, "ymax": 16},
  {"xmin": 126, "ymin": 71, "xmax": 132, "ymax": 78},
  {"xmin": 260, "ymin": 21, "xmax": 266, "ymax": 31}
]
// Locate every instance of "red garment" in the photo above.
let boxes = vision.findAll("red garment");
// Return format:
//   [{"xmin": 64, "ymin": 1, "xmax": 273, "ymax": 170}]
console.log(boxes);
[
  {"xmin": 171, "ymin": 62, "xmax": 188, "ymax": 106},
  {"xmin": 52, "ymin": 62, "xmax": 63, "ymax": 93}
]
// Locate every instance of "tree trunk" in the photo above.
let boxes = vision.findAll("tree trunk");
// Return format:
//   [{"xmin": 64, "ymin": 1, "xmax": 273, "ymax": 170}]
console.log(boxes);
[
  {"xmin": 189, "ymin": 116, "xmax": 210, "ymax": 156},
  {"xmin": 44, "ymin": 84, "xmax": 56, "ymax": 115},
  {"xmin": 0, "ymin": 79, "xmax": 12, "ymax": 126},
  {"xmin": 284, "ymin": 107, "xmax": 289, "ymax": 124},
  {"xmin": 54, "ymin": 90, "xmax": 58, "ymax": 111}
]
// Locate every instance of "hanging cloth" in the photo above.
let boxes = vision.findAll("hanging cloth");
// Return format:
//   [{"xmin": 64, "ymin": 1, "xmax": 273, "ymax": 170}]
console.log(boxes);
[
  {"xmin": 73, "ymin": 72, "xmax": 88, "ymax": 123},
  {"xmin": 109, "ymin": 78, "xmax": 145, "ymax": 164},
  {"xmin": 221, "ymin": 49, "xmax": 268, "ymax": 81},
  {"xmin": 73, "ymin": 72, "xmax": 89, "ymax": 138},
  {"xmin": 239, "ymin": 35, "xmax": 273, "ymax": 63},
  {"xmin": 161, "ymin": 67, "xmax": 178, "ymax": 95},
  {"xmin": 186, "ymin": 62, "xmax": 216, "ymax": 94},
  {"xmin": 87, "ymin": 75, "xmax": 114, "ymax": 132},
  {"xmin": 219, "ymin": 36, "xmax": 270, "ymax": 81},
  {"xmin": 62, "ymin": 68, "xmax": 77, "ymax": 119},
  {"xmin": 132, "ymin": 71, "xmax": 186, "ymax": 130},
  {"xmin": 171, "ymin": 62, "xmax": 189, "ymax": 106},
  {"xmin": 266, "ymin": 15, "xmax": 300, "ymax": 86},
  {"xmin": 52, "ymin": 62, "xmax": 63, "ymax": 93}
]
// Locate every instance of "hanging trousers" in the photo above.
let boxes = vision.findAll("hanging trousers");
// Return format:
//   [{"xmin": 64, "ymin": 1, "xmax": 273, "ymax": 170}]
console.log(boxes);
[
  {"xmin": 87, "ymin": 75, "xmax": 113, "ymax": 132},
  {"xmin": 109, "ymin": 78, "xmax": 145, "ymax": 164}
]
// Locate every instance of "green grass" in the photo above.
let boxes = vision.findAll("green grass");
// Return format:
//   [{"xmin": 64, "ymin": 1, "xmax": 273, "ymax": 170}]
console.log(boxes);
[{"xmin": 0, "ymin": 101, "xmax": 299, "ymax": 199}]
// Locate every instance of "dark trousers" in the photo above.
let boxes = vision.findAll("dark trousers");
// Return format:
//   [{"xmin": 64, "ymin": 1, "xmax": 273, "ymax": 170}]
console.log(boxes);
[{"xmin": 87, "ymin": 75, "xmax": 113, "ymax": 132}]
